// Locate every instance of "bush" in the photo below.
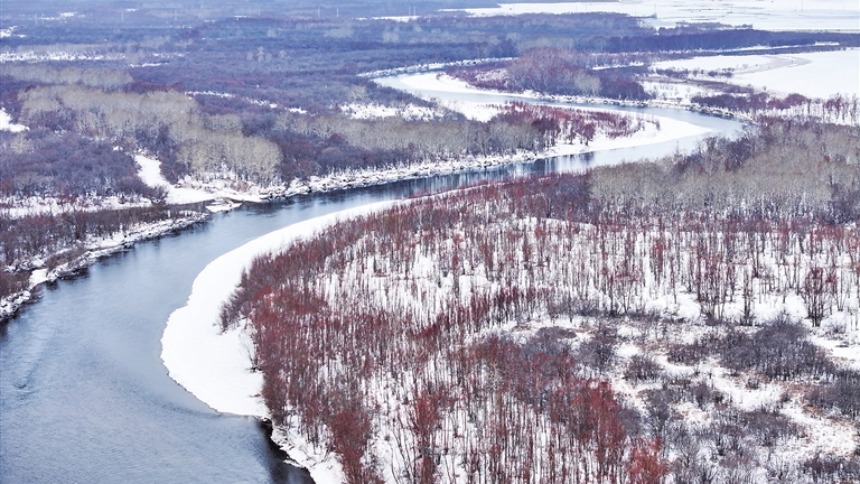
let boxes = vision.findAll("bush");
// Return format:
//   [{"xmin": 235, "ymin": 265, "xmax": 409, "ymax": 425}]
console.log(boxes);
[
  {"xmin": 807, "ymin": 370, "xmax": 860, "ymax": 418},
  {"xmin": 737, "ymin": 408, "xmax": 800, "ymax": 447},
  {"xmin": 718, "ymin": 316, "xmax": 834, "ymax": 380},
  {"xmin": 667, "ymin": 340, "xmax": 710, "ymax": 365},
  {"xmin": 576, "ymin": 323, "xmax": 618, "ymax": 372},
  {"xmin": 624, "ymin": 354, "xmax": 663, "ymax": 382}
]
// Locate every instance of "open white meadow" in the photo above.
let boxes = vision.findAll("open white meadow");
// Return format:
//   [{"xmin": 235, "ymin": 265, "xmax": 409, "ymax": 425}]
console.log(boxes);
[
  {"xmin": 651, "ymin": 48, "xmax": 860, "ymax": 99},
  {"xmin": 449, "ymin": 0, "xmax": 860, "ymax": 32}
]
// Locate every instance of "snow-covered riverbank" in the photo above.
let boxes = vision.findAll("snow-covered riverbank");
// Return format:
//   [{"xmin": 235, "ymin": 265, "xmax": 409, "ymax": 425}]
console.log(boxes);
[
  {"xmin": 160, "ymin": 201, "xmax": 396, "ymax": 484},
  {"xmin": 0, "ymin": 213, "xmax": 207, "ymax": 323}
]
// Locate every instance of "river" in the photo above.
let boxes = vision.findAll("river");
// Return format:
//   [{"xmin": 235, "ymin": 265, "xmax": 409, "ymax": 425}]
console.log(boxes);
[{"xmin": 0, "ymin": 85, "xmax": 741, "ymax": 483}]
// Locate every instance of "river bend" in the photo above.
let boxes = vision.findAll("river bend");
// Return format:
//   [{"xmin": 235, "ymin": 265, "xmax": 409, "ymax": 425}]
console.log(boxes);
[{"xmin": 0, "ymin": 90, "xmax": 740, "ymax": 482}]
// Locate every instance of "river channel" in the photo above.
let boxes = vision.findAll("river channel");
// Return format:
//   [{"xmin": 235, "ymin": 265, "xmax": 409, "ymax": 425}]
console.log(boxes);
[{"xmin": 0, "ymin": 87, "xmax": 741, "ymax": 483}]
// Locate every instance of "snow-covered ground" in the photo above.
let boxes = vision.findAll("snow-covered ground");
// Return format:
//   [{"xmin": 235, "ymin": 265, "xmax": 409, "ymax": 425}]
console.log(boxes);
[
  {"xmin": 171, "ymin": 192, "xmax": 860, "ymax": 482},
  {"xmin": 651, "ymin": 49, "xmax": 860, "ymax": 99},
  {"xmin": 642, "ymin": 79, "xmax": 717, "ymax": 104},
  {"xmin": 338, "ymin": 102, "xmax": 445, "ymax": 121},
  {"xmin": 134, "ymin": 154, "xmax": 270, "ymax": 208},
  {"xmin": 449, "ymin": 0, "xmax": 860, "ymax": 32},
  {"xmin": 161, "ymin": 201, "xmax": 396, "ymax": 484},
  {"xmin": 186, "ymin": 90, "xmax": 280, "ymax": 110}
]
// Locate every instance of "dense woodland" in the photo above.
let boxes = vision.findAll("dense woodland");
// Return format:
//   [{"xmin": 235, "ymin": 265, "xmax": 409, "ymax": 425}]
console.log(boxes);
[
  {"xmin": 224, "ymin": 120, "xmax": 860, "ymax": 483},
  {"xmin": 0, "ymin": 4, "xmax": 644, "ymax": 310}
]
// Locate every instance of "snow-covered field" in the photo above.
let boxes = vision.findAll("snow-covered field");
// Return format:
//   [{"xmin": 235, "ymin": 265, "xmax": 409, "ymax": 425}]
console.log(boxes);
[
  {"xmin": 161, "ymin": 202, "xmax": 396, "ymax": 484},
  {"xmin": 449, "ymin": 0, "xmax": 860, "ymax": 32},
  {"xmin": 651, "ymin": 49, "xmax": 860, "ymax": 99}
]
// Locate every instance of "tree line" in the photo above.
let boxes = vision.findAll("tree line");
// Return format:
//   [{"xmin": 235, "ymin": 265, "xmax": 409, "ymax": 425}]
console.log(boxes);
[{"xmin": 0, "ymin": 204, "xmax": 207, "ymax": 308}]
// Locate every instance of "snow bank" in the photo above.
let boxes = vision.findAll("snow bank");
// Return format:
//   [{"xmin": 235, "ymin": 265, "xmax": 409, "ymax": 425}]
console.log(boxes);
[{"xmin": 160, "ymin": 201, "xmax": 395, "ymax": 482}]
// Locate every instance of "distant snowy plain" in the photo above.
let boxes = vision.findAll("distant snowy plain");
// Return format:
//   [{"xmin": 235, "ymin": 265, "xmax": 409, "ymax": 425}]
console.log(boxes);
[{"xmin": 449, "ymin": 0, "xmax": 860, "ymax": 32}]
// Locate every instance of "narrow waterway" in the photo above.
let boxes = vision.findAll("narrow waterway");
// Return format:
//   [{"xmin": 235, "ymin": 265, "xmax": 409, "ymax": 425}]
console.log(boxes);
[{"xmin": 0, "ymin": 99, "xmax": 740, "ymax": 482}]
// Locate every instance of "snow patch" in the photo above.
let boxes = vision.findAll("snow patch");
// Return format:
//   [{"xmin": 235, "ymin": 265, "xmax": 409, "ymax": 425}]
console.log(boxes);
[
  {"xmin": 339, "ymin": 102, "xmax": 444, "ymax": 121},
  {"xmin": 0, "ymin": 109, "xmax": 28, "ymax": 133},
  {"xmin": 0, "ymin": 51, "xmax": 116, "ymax": 63},
  {"xmin": 134, "ymin": 154, "xmax": 269, "ymax": 206},
  {"xmin": 0, "ymin": 26, "xmax": 18, "ymax": 38}
]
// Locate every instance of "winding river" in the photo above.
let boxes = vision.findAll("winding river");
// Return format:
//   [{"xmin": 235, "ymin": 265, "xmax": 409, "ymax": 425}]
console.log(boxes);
[{"xmin": 0, "ymin": 81, "xmax": 741, "ymax": 483}]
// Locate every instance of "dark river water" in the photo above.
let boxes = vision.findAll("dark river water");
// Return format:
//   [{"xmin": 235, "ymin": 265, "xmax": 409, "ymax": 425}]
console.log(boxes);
[{"xmin": 0, "ymin": 100, "xmax": 740, "ymax": 483}]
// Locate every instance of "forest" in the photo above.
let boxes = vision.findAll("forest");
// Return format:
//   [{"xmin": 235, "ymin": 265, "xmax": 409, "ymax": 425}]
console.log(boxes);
[
  {"xmin": 8, "ymin": 4, "xmax": 817, "ymax": 313},
  {"xmin": 3, "ymin": 6, "xmax": 859, "ymax": 198},
  {"xmin": 2, "ymin": 0, "xmax": 860, "ymax": 482},
  {"xmin": 223, "ymin": 119, "xmax": 860, "ymax": 483}
]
